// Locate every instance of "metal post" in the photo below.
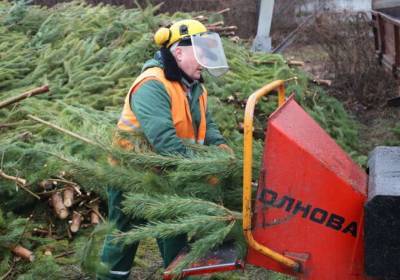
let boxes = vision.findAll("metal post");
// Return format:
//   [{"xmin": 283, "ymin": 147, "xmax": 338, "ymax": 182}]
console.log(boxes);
[{"xmin": 252, "ymin": 0, "xmax": 275, "ymax": 52}]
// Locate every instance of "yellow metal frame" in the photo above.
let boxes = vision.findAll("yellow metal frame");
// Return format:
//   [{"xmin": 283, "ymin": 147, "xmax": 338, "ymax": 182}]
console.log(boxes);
[{"xmin": 242, "ymin": 80, "xmax": 301, "ymax": 272}]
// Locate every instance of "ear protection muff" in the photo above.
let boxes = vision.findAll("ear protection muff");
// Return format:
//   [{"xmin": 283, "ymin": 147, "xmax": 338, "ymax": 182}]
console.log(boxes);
[
  {"xmin": 155, "ymin": 20, "xmax": 207, "ymax": 48},
  {"xmin": 154, "ymin": 27, "xmax": 171, "ymax": 47}
]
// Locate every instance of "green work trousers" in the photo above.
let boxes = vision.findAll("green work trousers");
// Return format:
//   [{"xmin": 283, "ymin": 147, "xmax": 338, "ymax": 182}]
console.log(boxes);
[{"xmin": 97, "ymin": 189, "xmax": 187, "ymax": 280}]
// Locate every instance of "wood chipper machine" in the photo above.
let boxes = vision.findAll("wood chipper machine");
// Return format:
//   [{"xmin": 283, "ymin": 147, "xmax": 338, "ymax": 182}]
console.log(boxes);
[{"xmin": 164, "ymin": 80, "xmax": 400, "ymax": 280}]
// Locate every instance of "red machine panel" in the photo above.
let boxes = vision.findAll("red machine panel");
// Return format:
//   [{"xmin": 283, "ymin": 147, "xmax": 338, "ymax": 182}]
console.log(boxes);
[{"xmin": 246, "ymin": 97, "xmax": 369, "ymax": 279}]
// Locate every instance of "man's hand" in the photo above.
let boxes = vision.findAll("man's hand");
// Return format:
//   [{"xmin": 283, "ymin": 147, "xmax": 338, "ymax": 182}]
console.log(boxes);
[{"xmin": 218, "ymin": 143, "xmax": 234, "ymax": 154}]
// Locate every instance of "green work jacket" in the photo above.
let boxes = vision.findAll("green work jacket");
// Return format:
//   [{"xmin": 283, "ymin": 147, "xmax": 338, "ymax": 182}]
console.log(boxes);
[{"xmin": 130, "ymin": 55, "xmax": 225, "ymax": 156}]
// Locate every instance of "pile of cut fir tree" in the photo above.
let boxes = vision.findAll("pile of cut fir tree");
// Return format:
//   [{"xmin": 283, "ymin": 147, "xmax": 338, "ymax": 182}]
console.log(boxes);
[{"xmin": 0, "ymin": 1, "xmax": 365, "ymax": 278}]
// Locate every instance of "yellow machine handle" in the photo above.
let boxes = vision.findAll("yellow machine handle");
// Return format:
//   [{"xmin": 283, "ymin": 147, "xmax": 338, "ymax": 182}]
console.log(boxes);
[{"xmin": 242, "ymin": 80, "xmax": 301, "ymax": 272}]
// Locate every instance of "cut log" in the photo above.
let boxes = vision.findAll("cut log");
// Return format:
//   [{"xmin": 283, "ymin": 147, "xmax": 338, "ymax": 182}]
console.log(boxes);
[
  {"xmin": 11, "ymin": 245, "xmax": 34, "ymax": 262},
  {"xmin": 52, "ymin": 179, "xmax": 81, "ymax": 195},
  {"xmin": 287, "ymin": 60, "xmax": 305, "ymax": 67},
  {"xmin": 63, "ymin": 187, "xmax": 74, "ymax": 208},
  {"xmin": 312, "ymin": 78, "xmax": 332, "ymax": 87},
  {"xmin": 90, "ymin": 204, "xmax": 100, "ymax": 225},
  {"xmin": 51, "ymin": 192, "xmax": 68, "ymax": 219},
  {"xmin": 216, "ymin": 8, "xmax": 230, "ymax": 14},
  {"xmin": 70, "ymin": 211, "xmax": 82, "ymax": 233},
  {"xmin": 44, "ymin": 249, "xmax": 52, "ymax": 256},
  {"xmin": 33, "ymin": 228, "xmax": 49, "ymax": 235},
  {"xmin": 206, "ymin": 21, "xmax": 224, "ymax": 28}
]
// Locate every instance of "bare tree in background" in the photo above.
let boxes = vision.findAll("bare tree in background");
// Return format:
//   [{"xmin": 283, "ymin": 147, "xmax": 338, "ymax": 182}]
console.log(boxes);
[{"xmin": 306, "ymin": 12, "xmax": 397, "ymax": 108}]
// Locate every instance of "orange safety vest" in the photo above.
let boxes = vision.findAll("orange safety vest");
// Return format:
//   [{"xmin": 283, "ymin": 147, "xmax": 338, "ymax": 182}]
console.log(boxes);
[{"xmin": 117, "ymin": 67, "xmax": 207, "ymax": 145}]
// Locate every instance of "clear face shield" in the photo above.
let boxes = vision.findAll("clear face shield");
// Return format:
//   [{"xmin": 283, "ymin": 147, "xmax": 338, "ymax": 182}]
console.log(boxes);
[{"xmin": 191, "ymin": 32, "xmax": 229, "ymax": 77}]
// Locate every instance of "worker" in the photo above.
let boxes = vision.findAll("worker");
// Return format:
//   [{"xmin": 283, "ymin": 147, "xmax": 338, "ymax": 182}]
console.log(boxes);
[{"xmin": 97, "ymin": 19, "xmax": 231, "ymax": 280}]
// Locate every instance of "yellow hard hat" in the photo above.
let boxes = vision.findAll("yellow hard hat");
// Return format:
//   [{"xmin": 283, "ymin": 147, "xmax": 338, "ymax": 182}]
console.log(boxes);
[{"xmin": 154, "ymin": 19, "xmax": 207, "ymax": 48}]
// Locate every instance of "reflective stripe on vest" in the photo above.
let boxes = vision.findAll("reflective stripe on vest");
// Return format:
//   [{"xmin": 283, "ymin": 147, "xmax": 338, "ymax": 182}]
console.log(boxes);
[
  {"xmin": 117, "ymin": 67, "xmax": 207, "ymax": 144},
  {"xmin": 109, "ymin": 270, "xmax": 130, "ymax": 276},
  {"xmin": 119, "ymin": 116, "xmax": 138, "ymax": 130}
]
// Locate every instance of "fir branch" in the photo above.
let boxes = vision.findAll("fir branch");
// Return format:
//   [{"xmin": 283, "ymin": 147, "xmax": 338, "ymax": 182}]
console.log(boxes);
[
  {"xmin": 122, "ymin": 193, "xmax": 240, "ymax": 221},
  {"xmin": 76, "ymin": 222, "xmax": 113, "ymax": 274},
  {"xmin": 0, "ymin": 215, "xmax": 29, "ymax": 249},
  {"xmin": 0, "ymin": 258, "xmax": 15, "ymax": 280},
  {"xmin": 37, "ymin": 147, "xmax": 173, "ymax": 196},
  {"xmin": 115, "ymin": 215, "xmax": 232, "ymax": 245},
  {"xmin": 27, "ymin": 114, "xmax": 101, "ymax": 148},
  {"xmin": 173, "ymin": 221, "xmax": 236, "ymax": 273}
]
